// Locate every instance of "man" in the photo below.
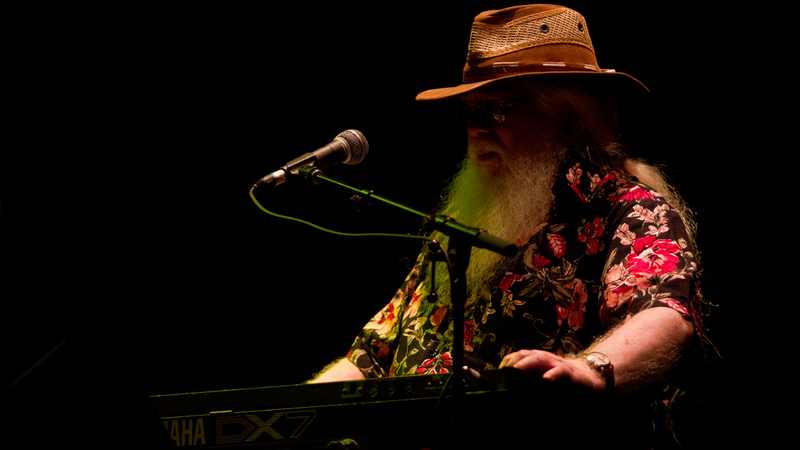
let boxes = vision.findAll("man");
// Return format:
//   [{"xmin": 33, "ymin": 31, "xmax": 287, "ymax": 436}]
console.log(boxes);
[{"xmin": 312, "ymin": 4, "xmax": 703, "ymax": 447}]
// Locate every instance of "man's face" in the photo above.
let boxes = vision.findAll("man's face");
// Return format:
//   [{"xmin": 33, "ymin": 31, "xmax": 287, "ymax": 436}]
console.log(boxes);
[
  {"xmin": 460, "ymin": 86, "xmax": 570, "ymax": 176},
  {"xmin": 435, "ymin": 84, "xmax": 571, "ymax": 296}
]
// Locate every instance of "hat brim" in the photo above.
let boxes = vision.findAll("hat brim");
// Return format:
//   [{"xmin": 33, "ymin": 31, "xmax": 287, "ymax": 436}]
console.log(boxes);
[{"xmin": 416, "ymin": 70, "xmax": 648, "ymax": 102}]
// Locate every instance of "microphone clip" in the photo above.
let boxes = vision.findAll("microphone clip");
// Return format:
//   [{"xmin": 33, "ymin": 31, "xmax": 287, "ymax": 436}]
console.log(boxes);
[{"xmin": 298, "ymin": 166, "xmax": 325, "ymax": 186}]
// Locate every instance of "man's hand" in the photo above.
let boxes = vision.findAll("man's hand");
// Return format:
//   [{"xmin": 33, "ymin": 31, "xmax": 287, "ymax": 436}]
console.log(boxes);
[
  {"xmin": 498, "ymin": 308, "xmax": 695, "ymax": 396},
  {"xmin": 499, "ymin": 350, "xmax": 605, "ymax": 392}
]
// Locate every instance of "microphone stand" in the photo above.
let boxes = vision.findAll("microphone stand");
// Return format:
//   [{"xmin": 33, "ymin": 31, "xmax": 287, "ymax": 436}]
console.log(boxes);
[
  {"xmin": 297, "ymin": 167, "xmax": 516, "ymax": 448},
  {"xmin": 297, "ymin": 167, "xmax": 517, "ymax": 257}
]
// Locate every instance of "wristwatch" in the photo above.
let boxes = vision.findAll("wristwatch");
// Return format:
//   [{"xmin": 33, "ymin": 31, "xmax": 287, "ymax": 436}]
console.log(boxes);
[{"xmin": 584, "ymin": 352, "xmax": 614, "ymax": 395}]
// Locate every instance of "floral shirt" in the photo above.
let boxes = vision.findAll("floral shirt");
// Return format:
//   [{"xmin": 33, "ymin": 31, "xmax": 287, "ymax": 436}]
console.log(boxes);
[{"xmin": 346, "ymin": 159, "xmax": 702, "ymax": 379}]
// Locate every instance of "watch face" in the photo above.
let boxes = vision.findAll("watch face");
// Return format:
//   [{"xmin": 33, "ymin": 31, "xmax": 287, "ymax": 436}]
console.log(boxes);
[{"xmin": 586, "ymin": 352, "xmax": 610, "ymax": 367}]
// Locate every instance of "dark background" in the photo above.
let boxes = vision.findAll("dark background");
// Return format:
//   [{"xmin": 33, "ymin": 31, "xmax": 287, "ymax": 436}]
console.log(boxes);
[{"xmin": 2, "ymin": 2, "xmax": 791, "ymax": 448}]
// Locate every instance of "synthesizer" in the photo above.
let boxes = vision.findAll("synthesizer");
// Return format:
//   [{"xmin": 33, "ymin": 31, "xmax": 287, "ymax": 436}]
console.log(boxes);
[{"xmin": 149, "ymin": 368, "xmax": 558, "ymax": 449}]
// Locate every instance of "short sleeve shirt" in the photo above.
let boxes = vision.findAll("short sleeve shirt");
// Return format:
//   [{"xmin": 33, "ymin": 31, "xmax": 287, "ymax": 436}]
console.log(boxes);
[{"xmin": 347, "ymin": 160, "xmax": 702, "ymax": 378}]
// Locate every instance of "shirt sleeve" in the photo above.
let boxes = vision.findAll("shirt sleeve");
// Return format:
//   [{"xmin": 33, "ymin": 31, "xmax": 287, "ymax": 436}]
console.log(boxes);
[
  {"xmin": 346, "ymin": 262, "xmax": 422, "ymax": 378},
  {"xmin": 601, "ymin": 184, "xmax": 703, "ymax": 333}
]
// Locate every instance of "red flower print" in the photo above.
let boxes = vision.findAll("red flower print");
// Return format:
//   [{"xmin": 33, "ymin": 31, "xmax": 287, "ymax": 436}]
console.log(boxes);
[
  {"xmin": 567, "ymin": 164, "xmax": 588, "ymax": 202},
  {"xmin": 626, "ymin": 186, "xmax": 656, "ymax": 201},
  {"xmin": 532, "ymin": 254, "xmax": 550, "ymax": 271},
  {"xmin": 659, "ymin": 298, "xmax": 689, "ymax": 316},
  {"xmin": 415, "ymin": 352, "xmax": 453, "ymax": 374},
  {"xmin": 610, "ymin": 184, "xmax": 655, "ymax": 203},
  {"xmin": 464, "ymin": 320, "xmax": 474, "ymax": 351},
  {"xmin": 626, "ymin": 237, "xmax": 682, "ymax": 275},
  {"xmin": 588, "ymin": 172, "xmax": 602, "ymax": 191},
  {"xmin": 405, "ymin": 284, "xmax": 424, "ymax": 318},
  {"xmin": 590, "ymin": 172, "xmax": 616, "ymax": 192},
  {"xmin": 365, "ymin": 292, "xmax": 404, "ymax": 337},
  {"xmin": 627, "ymin": 204, "xmax": 671, "ymax": 236},
  {"xmin": 604, "ymin": 263, "xmax": 649, "ymax": 309},
  {"xmin": 613, "ymin": 223, "xmax": 636, "ymax": 246},
  {"xmin": 415, "ymin": 358, "xmax": 434, "ymax": 373},
  {"xmin": 570, "ymin": 185, "xmax": 588, "ymax": 202},
  {"xmin": 371, "ymin": 339, "xmax": 391, "ymax": 358},
  {"xmin": 524, "ymin": 251, "xmax": 550, "ymax": 271},
  {"xmin": 430, "ymin": 306, "xmax": 448, "ymax": 333},
  {"xmin": 498, "ymin": 272, "xmax": 524, "ymax": 291},
  {"xmin": 547, "ymin": 233, "xmax": 566, "ymax": 258},
  {"xmin": 557, "ymin": 278, "xmax": 587, "ymax": 330},
  {"xmin": 578, "ymin": 218, "xmax": 604, "ymax": 255},
  {"xmin": 601, "ymin": 263, "xmax": 652, "ymax": 327},
  {"xmin": 566, "ymin": 164, "xmax": 583, "ymax": 185},
  {"xmin": 377, "ymin": 303, "xmax": 395, "ymax": 325}
]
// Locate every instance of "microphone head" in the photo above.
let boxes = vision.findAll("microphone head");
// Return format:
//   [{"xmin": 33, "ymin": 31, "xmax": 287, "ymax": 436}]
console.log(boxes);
[{"xmin": 336, "ymin": 129, "xmax": 369, "ymax": 165}]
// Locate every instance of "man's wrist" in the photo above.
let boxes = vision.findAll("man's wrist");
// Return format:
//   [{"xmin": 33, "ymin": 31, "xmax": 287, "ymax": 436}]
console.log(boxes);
[{"xmin": 583, "ymin": 352, "xmax": 614, "ymax": 395}]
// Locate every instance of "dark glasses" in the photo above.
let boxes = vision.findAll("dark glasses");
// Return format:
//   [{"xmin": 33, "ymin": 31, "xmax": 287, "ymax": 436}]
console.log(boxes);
[{"xmin": 450, "ymin": 95, "xmax": 536, "ymax": 126}]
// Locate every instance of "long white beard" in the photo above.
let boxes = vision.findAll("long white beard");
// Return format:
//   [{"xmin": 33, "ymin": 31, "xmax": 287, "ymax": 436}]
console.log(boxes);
[{"xmin": 434, "ymin": 147, "xmax": 564, "ymax": 302}]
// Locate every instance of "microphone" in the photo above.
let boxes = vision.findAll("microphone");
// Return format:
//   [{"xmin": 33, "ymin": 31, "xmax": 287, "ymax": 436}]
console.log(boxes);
[{"xmin": 252, "ymin": 129, "xmax": 369, "ymax": 192}]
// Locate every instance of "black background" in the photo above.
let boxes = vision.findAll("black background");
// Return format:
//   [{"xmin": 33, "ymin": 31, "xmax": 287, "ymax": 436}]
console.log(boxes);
[{"xmin": 2, "ymin": 2, "xmax": 792, "ymax": 448}]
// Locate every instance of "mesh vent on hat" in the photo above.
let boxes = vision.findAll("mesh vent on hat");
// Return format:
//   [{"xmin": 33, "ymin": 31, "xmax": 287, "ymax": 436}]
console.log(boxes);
[{"xmin": 467, "ymin": 7, "xmax": 595, "ymax": 60}]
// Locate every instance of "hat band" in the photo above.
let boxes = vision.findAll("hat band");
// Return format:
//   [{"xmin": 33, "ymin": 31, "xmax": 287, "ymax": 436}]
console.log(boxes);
[{"xmin": 462, "ymin": 43, "xmax": 601, "ymax": 84}]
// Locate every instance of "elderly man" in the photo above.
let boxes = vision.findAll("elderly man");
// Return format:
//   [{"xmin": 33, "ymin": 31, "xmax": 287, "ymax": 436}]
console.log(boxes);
[{"xmin": 312, "ymin": 4, "xmax": 703, "ymax": 448}]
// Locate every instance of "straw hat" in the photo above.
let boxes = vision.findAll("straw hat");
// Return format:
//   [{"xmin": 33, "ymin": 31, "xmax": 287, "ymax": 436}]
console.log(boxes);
[{"xmin": 416, "ymin": 4, "xmax": 648, "ymax": 101}]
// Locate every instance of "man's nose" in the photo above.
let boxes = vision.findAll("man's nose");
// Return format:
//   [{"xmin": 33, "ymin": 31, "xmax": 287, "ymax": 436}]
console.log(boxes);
[{"xmin": 466, "ymin": 118, "xmax": 494, "ymax": 138}]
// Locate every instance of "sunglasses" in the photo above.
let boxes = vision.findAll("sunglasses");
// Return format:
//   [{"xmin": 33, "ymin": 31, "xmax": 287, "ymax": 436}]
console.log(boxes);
[{"xmin": 449, "ymin": 95, "xmax": 536, "ymax": 126}]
